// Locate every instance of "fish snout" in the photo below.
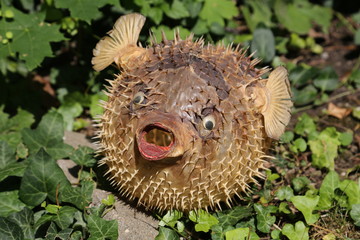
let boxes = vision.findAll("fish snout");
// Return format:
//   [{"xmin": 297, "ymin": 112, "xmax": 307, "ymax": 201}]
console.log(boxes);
[{"xmin": 136, "ymin": 112, "xmax": 191, "ymax": 161}]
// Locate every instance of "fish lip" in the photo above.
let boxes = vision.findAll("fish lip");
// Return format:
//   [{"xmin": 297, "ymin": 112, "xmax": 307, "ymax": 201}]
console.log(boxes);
[{"xmin": 137, "ymin": 123, "xmax": 175, "ymax": 161}]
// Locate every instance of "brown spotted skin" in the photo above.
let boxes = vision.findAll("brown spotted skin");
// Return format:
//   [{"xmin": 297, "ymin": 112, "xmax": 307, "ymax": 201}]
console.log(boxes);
[{"xmin": 98, "ymin": 36, "xmax": 271, "ymax": 212}]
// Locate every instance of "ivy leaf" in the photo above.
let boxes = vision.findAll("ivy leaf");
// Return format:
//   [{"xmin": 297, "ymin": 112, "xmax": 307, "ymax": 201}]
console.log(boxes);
[
  {"xmin": 0, "ymin": 161, "xmax": 28, "ymax": 182},
  {"xmin": 339, "ymin": 180, "xmax": 360, "ymax": 208},
  {"xmin": 313, "ymin": 67, "xmax": 339, "ymax": 92},
  {"xmin": 57, "ymin": 101, "xmax": 83, "ymax": 131},
  {"xmin": 274, "ymin": 0, "xmax": 312, "ymax": 34},
  {"xmin": 280, "ymin": 131, "xmax": 294, "ymax": 143},
  {"xmin": 54, "ymin": 0, "xmax": 121, "ymax": 24},
  {"xmin": 250, "ymin": 27, "xmax": 275, "ymax": 63},
  {"xmin": 53, "ymin": 206, "xmax": 78, "ymax": 230},
  {"xmin": 0, "ymin": 7, "xmax": 64, "ymax": 70},
  {"xmin": 225, "ymin": 227, "xmax": 260, "ymax": 240},
  {"xmin": 292, "ymin": 85, "xmax": 318, "ymax": 106},
  {"xmin": 214, "ymin": 205, "xmax": 253, "ymax": 227},
  {"xmin": 0, "ymin": 217, "xmax": 24, "ymax": 240},
  {"xmin": 289, "ymin": 66, "xmax": 318, "ymax": 88},
  {"xmin": 350, "ymin": 204, "xmax": 360, "ymax": 226},
  {"xmin": 0, "ymin": 191, "xmax": 26, "ymax": 217},
  {"xmin": 253, "ymin": 204, "xmax": 277, "ymax": 233},
  {"xmin": 292, "ymin": 176, "xmax": 311, "ymax": 192},
  {"xmin": 46, "ymin": 222, "xmax": 73, "ymax": 240},
  {"xmin": 309, "ymin": 127, "xmax": 341, "ymax": 170},
  {"xmin": 199, "ymin": 0, "xmax": 238, "ymax": 27},
  {"xmin": 338, "ymin": 132, "xmax": 353, "ymax": 146},
  {"xmin": 7, "ymin": 207, "xmax": 34, "ymax": 239},
  {"xmin": 159, "ymin": 210, "xmax": 183, "ymax": 228},
  {"xmin": 70, "ymin": 146, "xmax": 96, "ymax": 167},
  {"xmin": 294, "ymin": 113, "xmax": 317, "ymax": 136},
  {"xmin": 155, "ymin": 226, "xmax": 179, "ymax": 240},
  {"xmin": 189, "ymin": 209, "xmax": 219, "ymax": 232},
  {"xmin": 291, "ymin": 195, "xmax": 320, "ymax": 224},
  {"xmin": 61, "ymin": 180, "xmax": 95, "ymax": 210},
  {"xmin": 275, "ymin": 186, "xmax": 294, "ymax": 201},
  {"xmin": 317, "ymin": 171, "xmax": 340, "ymax": 210},
  {"xmin": 241, "ymin": 1, "xmax": 273, "ymax": 32},
  {"xmin": 282, "ymin": 221, "xmax": 309, "ymax": 240},
  {"xmin": 19, "ymin": 148, "xmax": 71, "ymax": 206},
  {"xmin": 21, "ymin": 111, "xmax": 74, "ymax": 159},
  {"xmin": 162, "ymin": 0, "xmax": 190, "ymax": 19},
  {"xmin": 87, "ymin": 214, "xmax": 118, "ymax": 240},
  {"xmin": 89, "ymin": 92, "xmax": 107, "ymax": 118},
  {"xmin": 0, "ymin": 140, "xmax": 16, "ymax": 169}
]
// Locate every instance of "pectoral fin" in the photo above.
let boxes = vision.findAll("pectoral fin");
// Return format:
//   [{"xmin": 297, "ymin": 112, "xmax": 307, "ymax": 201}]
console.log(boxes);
[
  {"xmin": 92, "ymin": 13, "xmax": 146, "ymax": 71},
  {"xmin": 262, "ymin": 66, "xmax": 293, "ymax": 139}
]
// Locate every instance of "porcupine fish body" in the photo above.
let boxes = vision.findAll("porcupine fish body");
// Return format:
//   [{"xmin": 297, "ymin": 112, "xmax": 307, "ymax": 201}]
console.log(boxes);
[{"xmin": 92, "ymin": 13, "xmax": 292, "ymax": 212}]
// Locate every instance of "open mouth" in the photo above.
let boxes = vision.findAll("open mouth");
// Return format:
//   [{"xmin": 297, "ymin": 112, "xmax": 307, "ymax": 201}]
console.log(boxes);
[{"xmin": 138, "ymin": 123, "xmax": 175, "ymax": 161}]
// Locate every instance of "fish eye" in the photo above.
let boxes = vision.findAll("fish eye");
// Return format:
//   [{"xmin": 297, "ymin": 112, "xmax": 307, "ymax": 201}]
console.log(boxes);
[
  {"xmin": 133, "ymin": 92, "xmax": 145, "ymax": 105},
  {"xmin": 202, "ymin": 115, "xmax": 216, "ymax": 130}
]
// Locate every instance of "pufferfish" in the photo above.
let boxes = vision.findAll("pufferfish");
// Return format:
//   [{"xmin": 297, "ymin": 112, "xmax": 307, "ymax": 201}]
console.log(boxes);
[{"xmin": 92, "ymin": 13, "xmax": 292, "ymax": 212}]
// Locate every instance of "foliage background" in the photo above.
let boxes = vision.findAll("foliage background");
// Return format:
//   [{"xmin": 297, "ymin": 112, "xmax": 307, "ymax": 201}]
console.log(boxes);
[{"xmin": 0, "ymin": 0, "xmax": 360, "ymax": 239}]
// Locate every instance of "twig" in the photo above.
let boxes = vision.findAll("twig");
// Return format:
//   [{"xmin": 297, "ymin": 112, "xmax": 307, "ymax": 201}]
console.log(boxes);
[{"xmin": 310, "ymin": 223, "xmax": 345, "ymax": 239}]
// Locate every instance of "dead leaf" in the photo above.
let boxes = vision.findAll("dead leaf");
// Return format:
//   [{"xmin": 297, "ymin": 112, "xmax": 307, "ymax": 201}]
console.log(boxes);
[{"xmin": 327, "ymin": 102, "xmax": 352, "ymax": 119}]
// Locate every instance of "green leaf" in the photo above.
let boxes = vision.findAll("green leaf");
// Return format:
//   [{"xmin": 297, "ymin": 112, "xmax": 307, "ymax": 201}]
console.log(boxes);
[
  {"xmin": 280, "ymin": 131, "xmax": 294, "ymax": 143},
  {"xmin": 151, "ymin": 25, "xmax": 191, "ymax": 42},
  {"xmin": 70, "ymin": 146, "xmax": 96, "ymax": 167},
  {"xmin": 275, "ymin": 186, "xmax": 294, "ymax": 201},
  {"xmin": 101, "ymin": 194, "xmax": 115, "ymax": 206},
  {"xmin": 253, "ymin": 204, "xmax": 277, "ymax": 233},
  {"xmin": 19, "ymin": 148, "xmax": 71, "ymax": 206},
  {"xmin": 0, "ymin": 140, "xmax": 16, "ymax": 169},
  {"xmin": 53, "ymin": 206, "xmax": 78, "ymax": 230},
  {"xmin": 162, "ymin": 0, "xmax": 190, "ymax": 19},
  {"xmin": 339, "ymin": 180, "xmax": 360, "ymax": 208},
  {"xmin": 309, "ymin": 127, "xmax": 341, "ymax": 170},
  {"xmin": 7, "ymin": 208, "xmax": 34, "ymax": 240},
  {"xmin": 191, "ymin": 19, "xmax": 209, "ymax": 35},
  {"xmin": 350, "ymin": 204, "xmax": 360, "ymax": 226},
  {"xmin": 318, "ymin": 171, "xmax": 340, "ymax": 210},
  {"xmin": 214, "ymin": 205, "xmax": 253, "ymax": 228},
  {"xmin": 274, "ymin": 0, "xmax": 312, "ymax": 34},
  {"xmin": 0, "ymin": 7, "xmax": 64, "ymax": 70},
  {"xmin": 0, "ymin": 217, "xmax": 24, "ymax": 240},
  {"xmin": 292, "ymin": 176, "xmax": 311, "ymax": 192},
  {"xmin": 291, "ymin": 195, "xmax": 320, "ymax": 224},
  {"xmin": 278, "ymin": 202, "xmax": 291, "ymax": 214},
  {"xmin": 0, "ymin": 161, "xmax": 28, "ymax": 182},
  {"xmin": 199, "ymin": 0, "xmax": 238, "ymax": 27},
  {"xmin": 57, "ymin": 102, "xmax": 83, "ymax": 131},
  {"xmin": 250, "ymin": 28, "xmax": 275, "ymax": 63},
  {"xmin": 338, "ymin": 132, "xmax": 353, "ymax": 146},
  {"xmin": 294, "ymin": 114, "xmax": 316, "ymax": 136},
  {"xmin": 159, "ymin": 210, "xmax": 183, "ymax": 228},
  {"xmin": 21, "ymin": 111, "xmax": 74, "ymax": 159},
  {"xmin": 54, "ymin": 0, "xmax": 121, "ymax": 24},
  {"xmin": 355, "ymin": 29, "xmax": 360, "ymax": 45},
  {"xmin": 289, "ymin": 66, "xmax": 318, "ymax": 88},
  {"xmin": 0, "ymin": 191, "xmax": 26, "ymax": 217},
  {"xmin": 241, "ymin": 1, "xmax": 273, "ymax": 32},
  {"xmin": 89, "ymin": 92, "xmax": 107, "ymax": 118},
  {"xmin": 292, "ymin": 85, "xmax": 318, "ymax": 106},
  {"xmin": 294, "ymin": 138, "xmax": 307, "ymax": 152},
  {"xmin": 155, "ymin": 226, "xmax": 179, "ymax": 240},
  {"xmin": 45, "ymin": 222, "xmax": 73, "ymax": 240},
  {"xmin": 61, "ymin": 180, "xmax": 95, "ymax": 210},
  {"xmin": 189, "ymin": 209, "xmax": 219, "ymax": 232},
  {"xmin": 282, "ymin": 221, "xmax": 309, "ymax": 240},
  {"xmin": 313, "ymin": 67, "xmax": 339, "ymax": 92},
  {"xmin": 87, "ymin": 214, "xmax": 118, "ymax": 240},
  {"xmin": 225, "ymin": 227, "xmax": 251, "ymax": 240}
]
